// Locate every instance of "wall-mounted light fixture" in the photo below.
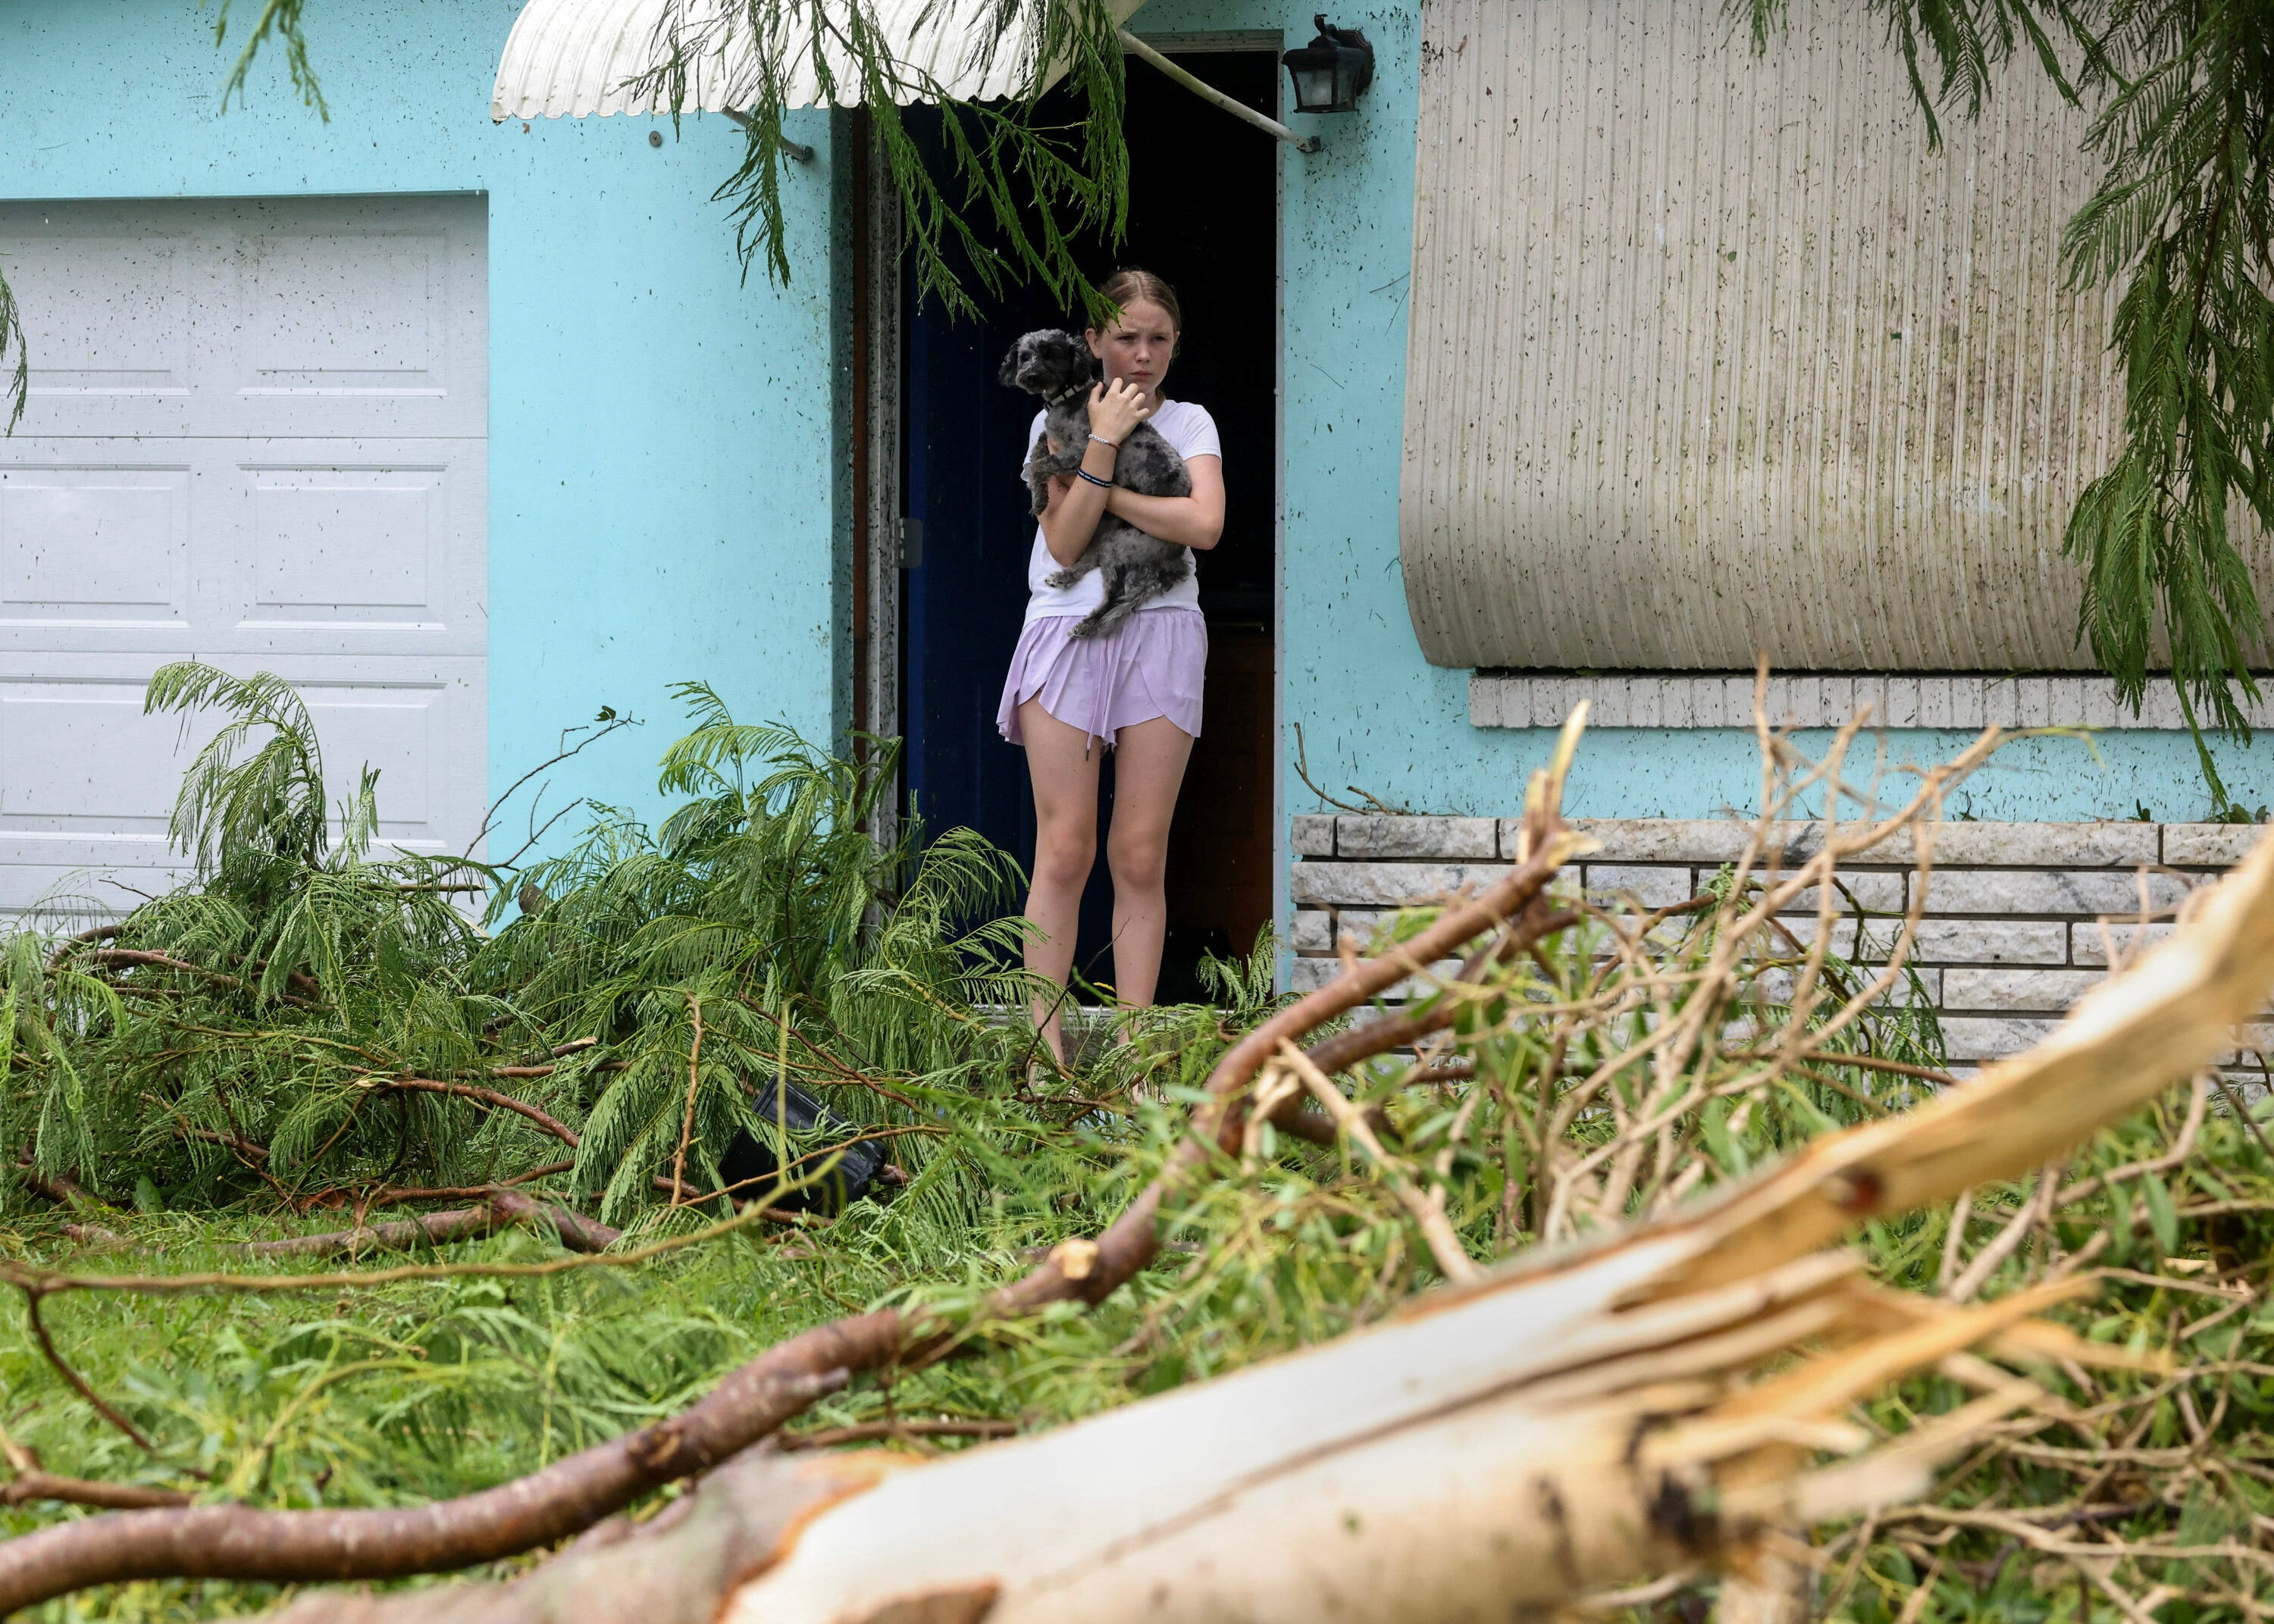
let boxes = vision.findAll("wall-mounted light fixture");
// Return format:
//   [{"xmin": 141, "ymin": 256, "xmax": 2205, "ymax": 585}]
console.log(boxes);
[{"xmin": 1281, "ymin": 15, "xmax": 1375, "ymax": 115}]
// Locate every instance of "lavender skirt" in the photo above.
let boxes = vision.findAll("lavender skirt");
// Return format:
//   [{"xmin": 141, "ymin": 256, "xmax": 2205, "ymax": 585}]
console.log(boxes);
[{"xmin": 997, "ymin": 607, "xmax": 1207, "ymax": 749}]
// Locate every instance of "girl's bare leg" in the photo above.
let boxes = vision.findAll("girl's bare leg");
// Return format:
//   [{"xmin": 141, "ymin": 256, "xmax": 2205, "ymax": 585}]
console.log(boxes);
[
  {"xmin": 1019, "ymin": 699, "xmax": 1104, "ymax": 1063},
  {"xmin": 1104, "ymin": 715, "xmax": 1195, "ymax": 1012}
]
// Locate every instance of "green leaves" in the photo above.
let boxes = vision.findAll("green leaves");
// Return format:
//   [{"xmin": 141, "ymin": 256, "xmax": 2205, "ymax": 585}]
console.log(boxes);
[
  {"xmin": 0, "ymin": 671, "xmax": 1073, "ymax": 1221},
  {"xmin": 2138, "ymin": 1163, "xmax": 2179, "ymax": 1253},
  {"xmin": 634, "ymin": 0, "xmax": 1132, "ymax": 320},
  {"xmin": 0, "ymin": 259, "xmax": 24, "ymax": 435},
  {"xmin": 2060, "ymin": 2, "xmax": 2274, "ymax": 812},
  {"xmin": 211, "ymin": 0, "xmax": 328, "ymax": 118},
  {"xmin": 145, "ymin": 662, "xmax": 333, "ymax": 893}
]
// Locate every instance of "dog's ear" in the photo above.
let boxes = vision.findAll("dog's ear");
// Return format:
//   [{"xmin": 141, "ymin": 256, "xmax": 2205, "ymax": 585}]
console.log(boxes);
[{"xmin": 997, "ymin": 336, "xmax": 1029, "ymax": 390}]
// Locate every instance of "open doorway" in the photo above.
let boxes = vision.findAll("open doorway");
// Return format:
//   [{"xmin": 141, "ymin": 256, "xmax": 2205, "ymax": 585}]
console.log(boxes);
[{"xmin": 892, "ymin": 43, "xmax": 1281, "ymax": 1004}]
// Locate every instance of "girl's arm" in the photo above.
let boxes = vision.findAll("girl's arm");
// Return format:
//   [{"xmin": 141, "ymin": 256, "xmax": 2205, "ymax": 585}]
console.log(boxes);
[
  {"xmin": 1104, "ymin": 455, "xmax": 1224, "ymax": 552},
  {"xmin": 1038, "ymin": 441, "xmax": 1116, "ymax": 568}
]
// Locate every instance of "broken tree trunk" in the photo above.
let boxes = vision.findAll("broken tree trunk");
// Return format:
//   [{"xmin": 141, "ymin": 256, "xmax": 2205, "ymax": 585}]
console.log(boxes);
[{"xmin": 259, "ymin": 1450, "xmax": 898, "ymax": 1624}]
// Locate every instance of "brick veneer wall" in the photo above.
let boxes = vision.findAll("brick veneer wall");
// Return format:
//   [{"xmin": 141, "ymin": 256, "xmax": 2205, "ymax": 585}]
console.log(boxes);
[{"xmin": 1289, "ymin": 815, "xmax": 2268, "ymax": 1072}]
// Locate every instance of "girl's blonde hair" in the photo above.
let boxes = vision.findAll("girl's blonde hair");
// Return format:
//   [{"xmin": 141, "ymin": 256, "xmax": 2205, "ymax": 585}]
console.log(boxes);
[{"xmin": 1093, "ymin": 268, "xmax": 1183, "ymax": 336}]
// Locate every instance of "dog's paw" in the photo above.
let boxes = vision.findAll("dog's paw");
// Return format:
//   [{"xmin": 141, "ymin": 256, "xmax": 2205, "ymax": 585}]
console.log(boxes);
[{"xmin": 1044, "ymin": 569, "xmax": 1080, "ymax": 590}]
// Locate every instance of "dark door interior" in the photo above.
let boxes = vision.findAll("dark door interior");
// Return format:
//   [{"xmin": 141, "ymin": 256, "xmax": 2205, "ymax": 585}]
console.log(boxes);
[{"xmin": 901, "ymin": 48, "xmax": 1279, "ymax": 1003}]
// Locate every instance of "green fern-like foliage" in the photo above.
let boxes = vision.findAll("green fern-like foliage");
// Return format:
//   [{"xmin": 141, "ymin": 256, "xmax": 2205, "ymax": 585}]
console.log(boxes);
[
  {"xmin": 2060, "ymin": 3, "xmax": 2274, "ymax": 809},
  {"xmin": 212, "ymin": 0, "xmax": 329, "ymax": 117},
  {"xmin": 0, "ymin": 671, "xmax": 1101, "ymax": 1225},
  {"xmin": 146, "ymin": 663, "xmax": 334, "ymax": 889},
  {"xmin": 634, "ymin": 0, "xmax": 1132, "ymax": 321},
  {"xmin": 0, "ymin": 258, "xmax": 24, "ymax": 434},
  {"xmin": 485, "ymin": 682, "xmax": 1043, "ymax": 1222}
]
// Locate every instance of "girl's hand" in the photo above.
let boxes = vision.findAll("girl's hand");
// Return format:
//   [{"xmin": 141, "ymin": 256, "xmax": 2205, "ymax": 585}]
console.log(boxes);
[{"xmin": 1086, "ymin": 377, "xmax": 1152, "ymax": 445}]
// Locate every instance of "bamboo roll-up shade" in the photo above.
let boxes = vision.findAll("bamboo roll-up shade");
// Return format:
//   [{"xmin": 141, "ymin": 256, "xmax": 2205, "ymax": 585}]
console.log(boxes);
[{"xmin": 1399, "ymin": 0, "xmax": 2268, "ymax": 672}]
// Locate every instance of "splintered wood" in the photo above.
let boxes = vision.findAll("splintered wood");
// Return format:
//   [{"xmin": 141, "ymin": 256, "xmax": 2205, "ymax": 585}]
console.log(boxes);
[{"xmin": 701, "ymin": 832, "xmax": 2274, "ymax": 1623}]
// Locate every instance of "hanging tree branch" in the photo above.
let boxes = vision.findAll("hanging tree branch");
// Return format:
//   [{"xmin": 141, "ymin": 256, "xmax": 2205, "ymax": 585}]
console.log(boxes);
[
  {"xmin": 1741, "ymin": 0, "xmax": 2274, "ymax": 812},
  {"xmin": 213, "ymin": 0, "xmax": 328, "ymax": 117},
  {"xmin": 0, "ymin": 260, "xmax": 24, "ymax": 434},
  {"xmin": 2061, "ymin": 2, "xmax": 2274, "ymax": 812},
  {"xmin": 634, "ymin": 0, "xmax": 1134, "ymax": 321}
]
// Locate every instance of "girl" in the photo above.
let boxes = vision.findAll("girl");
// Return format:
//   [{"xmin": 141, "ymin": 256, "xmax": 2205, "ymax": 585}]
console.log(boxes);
[{"xmin": 994, "ymin": 269, "xmax": 1226, "ymax": 1062}]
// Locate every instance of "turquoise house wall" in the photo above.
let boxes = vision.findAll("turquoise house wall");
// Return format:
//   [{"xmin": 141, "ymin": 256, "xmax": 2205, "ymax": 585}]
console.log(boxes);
[
  {"xmin": 3, "ymin": 0, "xmax": 843, "ymax": 834},
  {"xmin": 1138, "ymin": 1, "xmax": 2273, "ymax": 834}
]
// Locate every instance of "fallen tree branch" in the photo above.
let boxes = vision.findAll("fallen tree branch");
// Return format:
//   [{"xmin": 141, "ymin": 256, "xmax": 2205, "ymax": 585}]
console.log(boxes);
[
  {"xmin": 0, "ymin": 716, "xmax": 1597, "ymax": 1616},
  {"xmin": 13, "ymin": 1153, "xmax": 121, "ymax": 1213},
  {"xmin": 365, "ymin": 1077, "xmax": 581, "ymax": 1147},
  {"xmin": 237, "ymin": 1191, "xmax": 619, "ymax": 1259},
  {"xmin": 20, "ymin": 1293, "xmax": 160, "ymax": 1460},
  {"xmin": 0, "ymin": 1472, "xmax": 196, "ymax": 1513},
  {"xmin": 677, "ymin": 819, "xmax": 2274, "ymax": 1624},
  {"xmin": 1280, "ymin": 1039, "xmax": 1478, "ymax": 1282},
  {"xmin": 168, "ymin": 1119, "xmax": 271, "ymax": 1162},
  {"xmin": 48, "ymin": 712, "xmax": 2274, "ymax": 1623},
  {"xmin": 498, "ymin": 1191, "xmax": 622, "ymax": 1255},
  {"xmin": 67, "ymin": 950, "xmax": 321, "ymax": 1009},
  {"xmin": 0, "ymin": 1425, "xmax": 194, "ymax": 1513},
  {"xmin": 260, "ymin": 1446, "xmax": 901, "ymax": 1624},
  {"xmin": 44, "ymin": 922, "xmax": 125, "ymax": 972},
  {"xmin": 9, "ymin": 707, "xmax": 2272, "ymax": 1621},
  {"xmin": 70, "ymin": 950, "xmax": 216, "ymax": 982},
  {"xmin": 488, "ymin": 1037, "xmax": 597, "ymax": 1078},
  {"xmin": 59, "ymin": 1222, "xmax": 127, "ymax": 1248},
  {"xmin": 0, "ymin": 1361, "xmax": 854, "ymax": 1611},
  {"xmin": 364, "ymin": 1162, "xmax": 579, "ymax": 1203}
]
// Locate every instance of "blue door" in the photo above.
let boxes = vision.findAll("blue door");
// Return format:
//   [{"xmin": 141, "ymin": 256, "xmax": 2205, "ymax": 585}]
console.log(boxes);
[{"xmin": 902, "ymin": 49, "xmax": 1282, "ymax": 1001}]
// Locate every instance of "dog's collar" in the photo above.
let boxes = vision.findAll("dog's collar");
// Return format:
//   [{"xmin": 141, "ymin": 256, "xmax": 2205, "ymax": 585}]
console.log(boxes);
[{"xmin": 1047, "ymin": 380, "xmax": 1093, "ymax": 408}]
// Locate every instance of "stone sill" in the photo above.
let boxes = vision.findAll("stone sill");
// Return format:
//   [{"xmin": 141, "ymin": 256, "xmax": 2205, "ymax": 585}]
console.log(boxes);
[{"xmin": 1469, "ymin": 672, "xmax": 2274, "ymax": 731}]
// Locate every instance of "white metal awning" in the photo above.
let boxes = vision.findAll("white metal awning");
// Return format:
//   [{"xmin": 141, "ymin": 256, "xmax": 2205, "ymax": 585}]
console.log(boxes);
[{"xmin": 491, "ymin": 0, "xmax": 1151, "ymax": 120}]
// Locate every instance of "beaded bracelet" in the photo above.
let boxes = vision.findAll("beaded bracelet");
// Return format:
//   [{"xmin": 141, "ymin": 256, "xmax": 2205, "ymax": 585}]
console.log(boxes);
[
  {"xmin": 1088, "ymin": 433, "xmax": 1122, "ymax": 449},
  {"xmin": 1075, "ymin": 468, "xmax": 1114, "ymax": 490}
]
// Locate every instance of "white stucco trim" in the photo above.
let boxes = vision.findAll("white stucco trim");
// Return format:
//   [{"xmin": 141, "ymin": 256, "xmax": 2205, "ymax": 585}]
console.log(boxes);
[
  {"xmin": 1468, "ymin": 674, "xmax": 2274, "ymax": 732},
  {"xmin": 493, "ymin": 0, "xmax": 1151, "ymax": 118}
]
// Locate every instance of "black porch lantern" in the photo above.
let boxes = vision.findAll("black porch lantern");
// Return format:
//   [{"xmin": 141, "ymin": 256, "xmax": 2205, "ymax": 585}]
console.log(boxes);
[{"xmin": 1280, "ymin": 15, "xmax": 1374, "ymax": 114}]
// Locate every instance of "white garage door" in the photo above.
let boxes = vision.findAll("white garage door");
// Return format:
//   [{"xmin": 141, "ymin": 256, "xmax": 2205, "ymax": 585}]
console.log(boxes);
[{"xmin": 0, "ymin": 195, "xmax": 487, "ymax": 915}]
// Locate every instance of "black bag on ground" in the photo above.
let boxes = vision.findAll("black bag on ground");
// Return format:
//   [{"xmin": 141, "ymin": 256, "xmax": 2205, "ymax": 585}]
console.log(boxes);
[{"xmin": 713, "ymin": 1079, "xmax": 888, "ymax": 1213}]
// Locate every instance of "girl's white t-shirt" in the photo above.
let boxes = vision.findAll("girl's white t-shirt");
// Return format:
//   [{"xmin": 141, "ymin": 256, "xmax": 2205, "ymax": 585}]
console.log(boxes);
[{"xmin": 1022, "ymin": 399, "xmax": 1222, "ymax": 624}]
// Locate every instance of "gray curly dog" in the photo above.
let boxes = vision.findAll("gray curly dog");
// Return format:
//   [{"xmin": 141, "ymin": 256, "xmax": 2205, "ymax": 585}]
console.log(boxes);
[{"xmin": 999, "ymin": 328, "xmax": 1192, "ymax": 640}]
